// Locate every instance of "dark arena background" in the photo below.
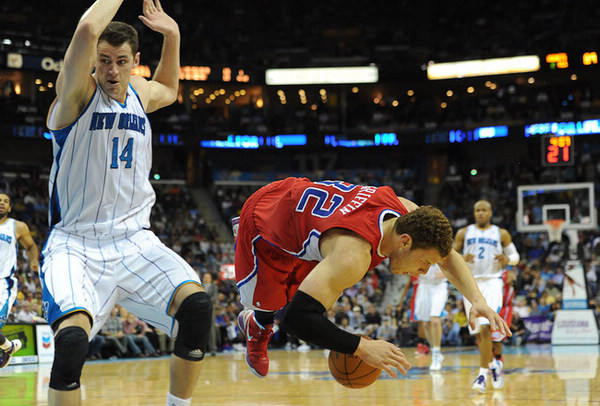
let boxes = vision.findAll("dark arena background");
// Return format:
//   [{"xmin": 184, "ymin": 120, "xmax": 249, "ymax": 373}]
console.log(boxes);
[{"xmin": 0, "ymin": 1, "xmax": 599, "ymax": 405}]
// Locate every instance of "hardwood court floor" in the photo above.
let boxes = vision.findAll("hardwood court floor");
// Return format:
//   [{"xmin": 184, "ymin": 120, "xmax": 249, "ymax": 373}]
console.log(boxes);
[{"xmin": 0, "ymin": 344, "xmax": 598, "ymax": 406}]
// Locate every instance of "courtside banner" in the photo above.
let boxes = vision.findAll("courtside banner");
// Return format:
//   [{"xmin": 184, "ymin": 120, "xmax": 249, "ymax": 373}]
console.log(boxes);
[
  {"xmin": 3, "ymin": 323, "xmax": 38, "ymax": 365},
  {"xmin": 551, "ymin": 309, "xmax": 599, "ymax": 345},
  {"xmin": 35, "ymin": 324, "xmax": 55, "ymax": 363},
  {"xmin": 523, "ymin": 316, "xmax": 553, "ymax": 342}
]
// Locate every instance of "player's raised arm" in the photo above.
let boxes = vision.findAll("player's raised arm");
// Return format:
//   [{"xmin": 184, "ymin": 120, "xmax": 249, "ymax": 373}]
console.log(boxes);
[
  {"xmin": 55, "ymin": 0, "xmax": 125, "ymax": 125},
  {"xmin": 136, "ymin": 0, "xmax": 180, "ymax": 113}
]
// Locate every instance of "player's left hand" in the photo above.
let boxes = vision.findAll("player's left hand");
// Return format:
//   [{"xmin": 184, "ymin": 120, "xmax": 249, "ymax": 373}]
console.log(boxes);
[
  {"xmin": 468, "ymin": 302, "xmax": 512, "ymax": 337},
  {"xmin": 139, "ymin": 0, "xmax": 179, "ymax": 36},
  {"xmin": 30, "ymin": 260, "xmax": 39, "ymax": 273}
]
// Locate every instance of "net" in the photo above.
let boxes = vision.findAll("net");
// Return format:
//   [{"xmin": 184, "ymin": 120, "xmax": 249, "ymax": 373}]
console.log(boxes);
[{"xmin": 544, "ymin": 219, "xmax": 565, "ymax": 243}]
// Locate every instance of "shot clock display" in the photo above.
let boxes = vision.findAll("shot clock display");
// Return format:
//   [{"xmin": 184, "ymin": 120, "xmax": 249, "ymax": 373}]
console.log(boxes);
[{"xmin": 542, "ymin": 134, "xmax": 574, "ymax": 166}]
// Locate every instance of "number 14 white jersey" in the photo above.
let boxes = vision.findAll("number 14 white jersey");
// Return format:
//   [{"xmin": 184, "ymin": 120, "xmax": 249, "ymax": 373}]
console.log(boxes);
[
  {"xmin": 46, "ymin": 83, "xmax": 155, "ymax": 237},
  {"xmin": 462, "ymin": 224, "xmax": 503, "ymax": 279}
]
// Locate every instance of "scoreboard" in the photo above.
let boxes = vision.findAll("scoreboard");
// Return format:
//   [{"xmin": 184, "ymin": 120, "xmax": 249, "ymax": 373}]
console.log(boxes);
[
  {"xmin": 541, "ymin": 134, "xmax": 574, "ymax": 166},
  {"xmin": 545, "ymin": 51, "xmax": 599, "ymax": 70}
]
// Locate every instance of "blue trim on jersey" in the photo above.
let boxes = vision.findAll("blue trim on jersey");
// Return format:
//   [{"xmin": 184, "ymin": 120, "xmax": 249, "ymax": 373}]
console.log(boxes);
[
  {"xmin": 296, "ymin": 230, "xmax": 321, "ymax": 258},
  {"xmin": 237, "ymin": 236, "xmax": 262, "ymax": 289},
  {"xmin": 41, "ymin": 278, "xmax": 91, "ymax": 327},
  {"xmin": 165, "ymin": 280, "xmax": 203, "ymax": 316},
  {"xmin": 50, "ymin": 86, "xmax": 98, "ymax": 147},
  {"xmin": 129, "ymin": 84, "xmax": 143, "ymax": 111},
  {"xmin": 0, "ymin": 274, "xmax": 15, "ymax": 328},
  {"xmin": 49, "ymin": 148, "xmax": 64, "ymax": 227}
]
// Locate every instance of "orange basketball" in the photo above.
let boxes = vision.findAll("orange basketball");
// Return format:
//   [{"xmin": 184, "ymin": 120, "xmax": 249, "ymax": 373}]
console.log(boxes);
[{"xmin": 328, "ymin": 350, "xmax": 382, "ymax": 388}]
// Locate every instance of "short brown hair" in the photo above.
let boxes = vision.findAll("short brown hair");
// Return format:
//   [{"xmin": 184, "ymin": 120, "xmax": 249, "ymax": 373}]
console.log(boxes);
[
  {"xmin": 99, "ymin": 21, "xmax": 139, "ymax": 55},
  {"xmin": 394, "ymin": 206, "xmax": 453, "ymax": 257}
]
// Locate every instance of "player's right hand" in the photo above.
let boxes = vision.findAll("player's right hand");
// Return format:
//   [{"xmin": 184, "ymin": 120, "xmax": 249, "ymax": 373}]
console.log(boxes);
[
  {"xmin": 354, "ymin": 337, "xmax": 411, "ymax": 378},
  {"xmin": 463, "ymin": 253, "xmax": 475, "ymax": 263}
]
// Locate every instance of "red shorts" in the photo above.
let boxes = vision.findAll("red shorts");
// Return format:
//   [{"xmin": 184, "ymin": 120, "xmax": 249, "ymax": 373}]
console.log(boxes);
[{"xmin": 234, "ymin": 185, "xmax": 316, "ymax": 312}]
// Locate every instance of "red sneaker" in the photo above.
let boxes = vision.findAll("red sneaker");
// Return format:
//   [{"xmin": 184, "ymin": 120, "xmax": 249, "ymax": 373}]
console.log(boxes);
[
  {"xmin": 237, "ymin": 310, "xmax": 273, "ymax": 377},
  {"xmin": 416, "ymin": 343, "xmax": 430, "ymax": 354}
]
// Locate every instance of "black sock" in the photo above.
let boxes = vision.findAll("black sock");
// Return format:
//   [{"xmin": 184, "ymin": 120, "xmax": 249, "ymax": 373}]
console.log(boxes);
[
  {"xmin": 254, "ymin": 310, "xmax": 275, "ymax": 327},
  {"xmin": 495, "ymin": 353, "xmax": 502, "ymax": 360}
]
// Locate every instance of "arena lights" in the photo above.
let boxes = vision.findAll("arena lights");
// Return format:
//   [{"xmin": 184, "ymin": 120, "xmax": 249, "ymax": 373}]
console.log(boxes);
[
  {"xmin": 449, "ymin": 126, "xmax": 508, "ymax": 143},
  {"xmin": 545, "ymin": 52, "xmax": 569, "ymax": 69},
  {"xmin": 427, "ymin": 55, "xmax": 540, "ymax": 80},
  {"xmin": 324, "ymin": 133, "xmax": 398, "ymax": 148},
  {"xmin": 426, "ymin": 126, "xmax": 508, "ymax": 144},
  {"xmin": 200, "ymin": 134, "xmax": 307, "ymax": 149},
  {"xmin": 524, "ymin": 119, "xmax": 600, "ymax": 137},
  {"xmin": 128, "ymin": 65, "xmax": 251, "ymax": 82},
  {"xmin": 265, "ymin": 66, "xmax": 379, "ymax": 85}
]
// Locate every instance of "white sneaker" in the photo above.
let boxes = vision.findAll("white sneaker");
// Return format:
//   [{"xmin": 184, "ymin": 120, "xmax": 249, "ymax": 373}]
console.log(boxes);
[
  {"xmin": 0, "ymin": 339, "xmax": 22, "ymax": 368},
  {"xmin": 490, "ymin": 359, "xmax": 504, "ymax": 389},
  {"xmin": 471, "ymin": 374, "xmax": 486, "ymax": 393},
  {"xmin": 429, "ymin": 353, "xmax": 444, "ymax": 371},
  {"xmin": 297, "ymin": 343, "xmax": 311, "ymax": 352}
]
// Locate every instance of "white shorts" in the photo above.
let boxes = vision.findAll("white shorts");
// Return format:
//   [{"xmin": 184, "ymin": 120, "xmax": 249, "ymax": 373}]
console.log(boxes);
[
  {"xmin": 413, "ymin": 280, "xmax": 448, "ymax": 322},
  {"xmin": 0, "ymin": 275, "xmax": 17, "ymax": 328},
  {"xmin": 40, "ymin": 229, "xmax": 201, "ymax": 338},
  {"xmin": 463, "ymin": 277, "xmax": 503, "ymax": 336}
]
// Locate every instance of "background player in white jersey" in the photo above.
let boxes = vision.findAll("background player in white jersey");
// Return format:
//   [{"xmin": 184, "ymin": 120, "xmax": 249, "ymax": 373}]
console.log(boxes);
[
  {"xmin": 0, "ymin": 193, "xmax": 39, "ymax": 368},
  {"xmin": 454, "ymin": 200, "xmax": 519, "ymax": 393},
  {"xmin": 41, "ymin": 1, "xmax": 212, "ymax": 405},
  {"xmin": 414, "ymin": 264, "xmax": 448, "ymax": 371},
  {"xmin": 398, "ymin": 264, "xmax": 448, "ymax": 371}
]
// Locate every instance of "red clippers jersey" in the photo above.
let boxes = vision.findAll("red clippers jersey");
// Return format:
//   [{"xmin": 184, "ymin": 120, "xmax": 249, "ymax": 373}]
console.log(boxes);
[{"xmin": 252, "ymin": 177, "xmax": 409, "ymax": 270}]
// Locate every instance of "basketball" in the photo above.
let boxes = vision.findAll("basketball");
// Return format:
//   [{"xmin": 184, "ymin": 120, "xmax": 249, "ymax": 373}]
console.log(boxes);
[{"xmin": 328, "ymin": 350, "xmax": 382, "ymax": 388}]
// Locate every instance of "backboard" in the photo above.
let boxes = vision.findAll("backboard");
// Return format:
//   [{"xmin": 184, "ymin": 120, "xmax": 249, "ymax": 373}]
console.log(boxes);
[{"xmin": 516, "ymin": 182, "xmax": 596, "ymax": 232}]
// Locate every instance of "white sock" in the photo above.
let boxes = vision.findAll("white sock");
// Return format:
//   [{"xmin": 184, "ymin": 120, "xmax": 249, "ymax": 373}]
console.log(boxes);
[
  {"xmin": 0, "ymin": 339, "xmax": 12, "ymax": 351},
  {"xmin": 479, "ymin": 367, "xmax": 489, "ymax": 378},
  {"xmin": 431, "ymin": 347, "xmax": 441, "ymax": 355},
  {"xmin": 488, "ymin": 360, "xmax": 497, "ymax": 370},
  {"xmin": 166, "ymin": 393, "xmax": 192, "ymax": 406}
]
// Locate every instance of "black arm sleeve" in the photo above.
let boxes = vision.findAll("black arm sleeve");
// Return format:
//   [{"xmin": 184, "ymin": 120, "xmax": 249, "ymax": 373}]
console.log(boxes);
[{"xmin": 280, "ymin": 290, "xmax": 361, "ymax": 354}]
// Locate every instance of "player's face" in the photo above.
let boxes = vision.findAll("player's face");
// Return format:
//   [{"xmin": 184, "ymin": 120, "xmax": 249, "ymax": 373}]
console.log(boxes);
[
  {"xmin": 95, "ymin": 41, "xmax": 139, "ymax": 101},
  {"xmin": 388, "ymin": 246, "xmax": 442, "ymax": 277},
  {"xmin": 473, "ymin": 201, "xmax": 492, "ymax": 227},
  {"xmin": 0, "ymin": 194, "xmax": 11, "ymax": 217}
]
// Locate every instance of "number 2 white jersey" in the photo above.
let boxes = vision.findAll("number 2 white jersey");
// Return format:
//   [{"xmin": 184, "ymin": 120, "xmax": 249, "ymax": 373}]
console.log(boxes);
[
  {"xmin": 462, "ymin": 224, "xmax": 503, "ymax": 279},
  {"xmin": 0, "ymin": 219, "xmax": 17, "ymax": 279},
  {"xmin": 46, "ymin": 82, "xmax": 155, "ymax": 237}
]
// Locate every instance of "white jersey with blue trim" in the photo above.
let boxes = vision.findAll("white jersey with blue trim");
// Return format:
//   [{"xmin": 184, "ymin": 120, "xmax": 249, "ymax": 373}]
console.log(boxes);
[
  {"xmin": 418, "ymin": 263, "xmax": 447, "ymax": 284},
  {"xmin": 0, "ymin": 219, "xmax": 17, "ymax": 279},
  {"xmin": 462, "ymin": 224, "xmax": 503, "ymax": 279},
  {"xmin": 46, "ymin": 83, "xmax": 155, "ymax": 237}
]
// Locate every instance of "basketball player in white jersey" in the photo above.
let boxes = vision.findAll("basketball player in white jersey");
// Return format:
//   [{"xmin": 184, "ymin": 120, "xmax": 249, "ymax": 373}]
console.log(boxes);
[
  {"xmin": 0, "ymin": 193, "xmax": 39, "ymax": 368},
  {"xmin": 454, "ymin": 200, "xmax": 519, "ymax": 393},
  {"xmin": 413, "ymin": 264, "xmax": 448, "ymax": 371},
  {"xmin": 398, "ymin": 263, "xmax": 448, "ymax": 371},
  {"xmin": 42, "ymin": 1, "xmax": 212, "ymax": 405}
]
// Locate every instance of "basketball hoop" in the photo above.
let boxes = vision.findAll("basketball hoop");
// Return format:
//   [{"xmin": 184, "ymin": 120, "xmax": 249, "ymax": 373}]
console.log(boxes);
[{"xmin": 544, "ymin": 219, "xmax": 565, "ymax": 243}]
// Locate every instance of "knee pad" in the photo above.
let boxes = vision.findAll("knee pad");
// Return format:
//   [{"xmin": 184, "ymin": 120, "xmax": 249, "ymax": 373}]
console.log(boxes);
[
  {"xmin": 173, "ymin": 291, "xmax": 212, "ymax": 361},
  {"xmin": 49, "ymin": 326, "xmax": 89, "ymax": 391}
]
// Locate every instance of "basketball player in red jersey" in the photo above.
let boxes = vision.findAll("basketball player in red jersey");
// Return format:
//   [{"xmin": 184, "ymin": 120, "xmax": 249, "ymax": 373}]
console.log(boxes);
[{"xmin": 234, "ymin": 178, "xmax": 511, "ymax": 378}]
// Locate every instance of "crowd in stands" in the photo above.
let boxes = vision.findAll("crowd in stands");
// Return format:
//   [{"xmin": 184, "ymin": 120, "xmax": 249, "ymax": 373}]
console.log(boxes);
[
  {"xmin": 4, "ymin": 2, "xmax": 600, "ymax": 140},
  {"xmin": 3, "ymin": 154, "xmax": 600, "ymax": 358}
]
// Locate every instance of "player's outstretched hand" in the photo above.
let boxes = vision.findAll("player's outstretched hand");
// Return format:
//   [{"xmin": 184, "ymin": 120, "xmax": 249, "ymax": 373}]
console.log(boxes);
[
  {"xmin": 139, "ymin": 0, "xmax": 179, "ymax": 36},
  {"xmin": 468, "ymin": 302, "xmax": 512, "ymax": 337},
  {"xmin": 354, "ymin": 337, "xmax": 411, "ymax": 378}
]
